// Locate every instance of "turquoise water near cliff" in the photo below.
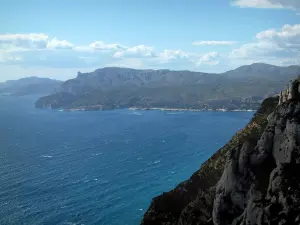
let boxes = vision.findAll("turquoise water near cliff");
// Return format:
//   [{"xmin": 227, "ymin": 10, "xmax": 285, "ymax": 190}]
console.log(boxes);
[{"xmin": 0, "ymin": 95, "xmax": 254, "ymax": 225}]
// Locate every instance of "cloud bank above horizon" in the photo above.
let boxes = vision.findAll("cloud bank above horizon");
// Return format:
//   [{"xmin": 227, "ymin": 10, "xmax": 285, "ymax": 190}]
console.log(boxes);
[
  {"xmin": 1, "ymin": 23, "xmax": 299, "ymax": 79},
  {"xmin": 232, "ymin": 0, "xmax": 300, "ymax": 10},
  {"xmin": 0, "ymin": 0, "xmax": 299, "ymax": 81}
]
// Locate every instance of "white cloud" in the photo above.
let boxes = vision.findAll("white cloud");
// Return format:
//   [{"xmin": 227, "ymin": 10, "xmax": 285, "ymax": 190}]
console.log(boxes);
[
  {"xmin": 113, "ymin": 51, "xmax": 124, "ymax": 58},
  {"xmin": 230, "ymin": 24, "xmax": 300, "ymax": 59},
  {"xmin": 127, "ymin": 45, "xmax": 155, "ymax": 57},
  {"xmin": 256, "ymin": 24, "xmax": 300, "ymax": 48},
  {"xmin": 113, "ymin": 45, "xmax": 155, "ymax": 58},
  {"xmin": 0, "ymin": 33, "xmax": 75, "ymax": 51},
  {"xmin": 192, "ymin": 41, "xmax": 237, "ymax": 46},
  {"xmin": 196, "ymin": 52, "xmax": 219, "ymax": 66},
  {"xmin": 229, "ymin": 24, "xmax": 300, "ymax": 66},
  {"xmin": 0, "ymin": 33, "xmax": 48, "ymax": 42},
  {"xmin": 0, "ymin": 34, "xmax": 205, "ymax": 73},
  {"xmin": 89, "ymin": 41, "xmax": 126, "ymax": 51},
  {"xmin": 232, "ymin": 0, "xmax": 285, "ymax": 8},
  {"xmin": 47, "ymin": 38, "xmax": 74, "ymax": 49},
  {"xmin": 229, "ymin": 42, "xmax": 283, "ymax": 59},
  {"xmin": 158, "ymin": 50, "xmax": 188, "ymax": 62},
  {"xmin": 0, "ymin": 35, "xmax": 158, "ymax": 67},
  {"xmin": 79, "ymin": 42, "xmax": 156, "ymax": 59},
  {"xmin": 0, "ymin": 33, "xmax": 48, "ymax": 51},
  {"xmin": 0, "ymin": 33, "xmax": 223, "ymax": 80},
  {"xmin": 232, "ymin": 0, "xmax": 300, "ymax": 9}
]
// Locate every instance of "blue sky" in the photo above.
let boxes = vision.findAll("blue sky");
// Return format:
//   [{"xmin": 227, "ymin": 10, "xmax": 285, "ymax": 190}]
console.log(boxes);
[{"xmin": 0, "ymin": 0, "xmax": 299, "ymax": 81}]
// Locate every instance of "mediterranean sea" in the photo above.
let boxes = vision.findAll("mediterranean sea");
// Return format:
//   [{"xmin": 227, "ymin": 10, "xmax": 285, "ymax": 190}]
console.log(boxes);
[{"xmin": 0, "ymin": 95, "xmax": 254, "ymax": 225}]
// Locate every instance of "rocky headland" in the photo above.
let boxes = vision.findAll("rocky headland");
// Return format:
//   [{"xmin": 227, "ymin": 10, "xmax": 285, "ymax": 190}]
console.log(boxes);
[
  {"xmin": 35, "ymin": 64, "xmax": 300, "ymax": 112},
  {"xmin": 141, "ymin": 77, "xmax": 300, "ymax": 225}
]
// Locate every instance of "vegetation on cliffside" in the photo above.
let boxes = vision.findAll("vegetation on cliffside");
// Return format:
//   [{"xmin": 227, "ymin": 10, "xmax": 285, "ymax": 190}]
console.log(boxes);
[{"xmin": 141, "ymin": 96, "xmax": 279, "ymax": 225}]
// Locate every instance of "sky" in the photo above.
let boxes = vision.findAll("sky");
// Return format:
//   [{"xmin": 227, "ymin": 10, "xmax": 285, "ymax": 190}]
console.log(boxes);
[{"xmin": 0, "ymin": 0, "xmax": 300, "ymax": 81}]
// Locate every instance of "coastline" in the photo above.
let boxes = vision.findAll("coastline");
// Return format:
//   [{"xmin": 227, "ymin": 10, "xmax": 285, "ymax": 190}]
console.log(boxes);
[
  {"xmin": 61, "ymin": 107, "xmax": 256, "ymax": 112},
  {"xmin": 56, "ymin": 106, "xmax": 257, "ymax": 112},
  {"xmin": 128, "ymin": 107, "xmax": 256, "ymax": 112}
]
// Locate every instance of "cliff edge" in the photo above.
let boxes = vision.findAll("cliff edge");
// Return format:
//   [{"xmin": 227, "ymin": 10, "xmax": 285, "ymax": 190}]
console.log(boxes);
[{"xmin": 141, "ymin": 77, "xmax": 300, "ymax": 225}]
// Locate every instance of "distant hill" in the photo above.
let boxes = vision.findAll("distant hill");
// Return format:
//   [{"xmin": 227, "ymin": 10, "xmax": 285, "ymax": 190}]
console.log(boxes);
[
  {"xmin": 35, "ymin": 63, "xmax": 300, "ymax": 111},
  {"xmin": 0, "ymin": 77, "xmax": 62, "ymax": 96},
  {"xmin": 223, "ymin": 63, "xmax": 300, "ymax": 81}
]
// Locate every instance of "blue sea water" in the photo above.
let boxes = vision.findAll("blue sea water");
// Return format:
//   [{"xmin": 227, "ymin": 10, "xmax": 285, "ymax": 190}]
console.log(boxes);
[{"xmin": 0, "ymin": 95, "xmax": 254, "ymax": 225}]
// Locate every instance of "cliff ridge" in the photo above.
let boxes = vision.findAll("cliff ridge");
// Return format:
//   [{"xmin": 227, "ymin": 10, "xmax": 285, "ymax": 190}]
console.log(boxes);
[{"xmin": 141, "ymin": 77, "xmax": 300, "ymax": 225}]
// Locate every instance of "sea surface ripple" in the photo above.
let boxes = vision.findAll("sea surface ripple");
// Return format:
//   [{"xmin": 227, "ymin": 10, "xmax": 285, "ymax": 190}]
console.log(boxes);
[{"xmin": 0, "ymin": 95, "xmax": 254, "ymax": 225}]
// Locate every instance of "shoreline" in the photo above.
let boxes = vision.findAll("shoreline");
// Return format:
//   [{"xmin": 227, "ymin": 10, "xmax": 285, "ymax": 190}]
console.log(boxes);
[
  {"xmin": 61, "ymin": 107, "xmax": 257, "ymax": 112},
  {"xmin": 128, "ymin": 107, "xmax": 256, "ymax": 112}
]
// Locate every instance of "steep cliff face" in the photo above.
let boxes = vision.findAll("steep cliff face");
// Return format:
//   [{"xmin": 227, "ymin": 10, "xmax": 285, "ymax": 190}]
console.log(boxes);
[
  {"xmin": 142, "ymin": 78, "xmax": 300, "ymax": 225},
  {"xmin": 213, "ymin": 77, "xmax": 300, "ymax": 225},
  {"xmin": 141, "ymin": 94, "xmax": 279, "ymax": 225},
  {"xmin": 36, "ymin": 64, "xmax": 300, "ymax": 111}
]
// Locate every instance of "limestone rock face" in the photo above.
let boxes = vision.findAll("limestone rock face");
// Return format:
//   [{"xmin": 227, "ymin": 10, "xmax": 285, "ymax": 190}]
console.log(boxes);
[
  {"xmin": 141, "ymin": 96, "xmax": 279, "ymax": 225},
  {"xmin": 213, "ymin": 101, "xmax": 300, "ymax": 225},
  {"xmin": 279, "ymin": 78, "xmax": 300, "ymax": 104},
  {"xmin": 213, "ymin": 78, "xmax": 300, "ymax": 225},
  {"xmin": 141, "ymin": 77, "xmax": 300, "ymax": 225}
]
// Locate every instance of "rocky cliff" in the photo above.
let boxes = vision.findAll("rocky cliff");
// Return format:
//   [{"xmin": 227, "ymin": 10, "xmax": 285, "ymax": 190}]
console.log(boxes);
[
  {"xmin": 141, "ymin": 77, "xmax": 300, "ymax": 225},
  {"xmin": 35, "ymin": 64, "xmax": 300, "ymax": 111}
]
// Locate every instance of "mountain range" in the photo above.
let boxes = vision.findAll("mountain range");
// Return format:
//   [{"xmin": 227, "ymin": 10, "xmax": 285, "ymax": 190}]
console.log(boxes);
[
  {"xmin": 35, "ymin": 63, "xmax": 300, "ymax": 111},
  {"xmin": 0, "ymin": 77, "xmax": 62, "ymax": 96}
]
